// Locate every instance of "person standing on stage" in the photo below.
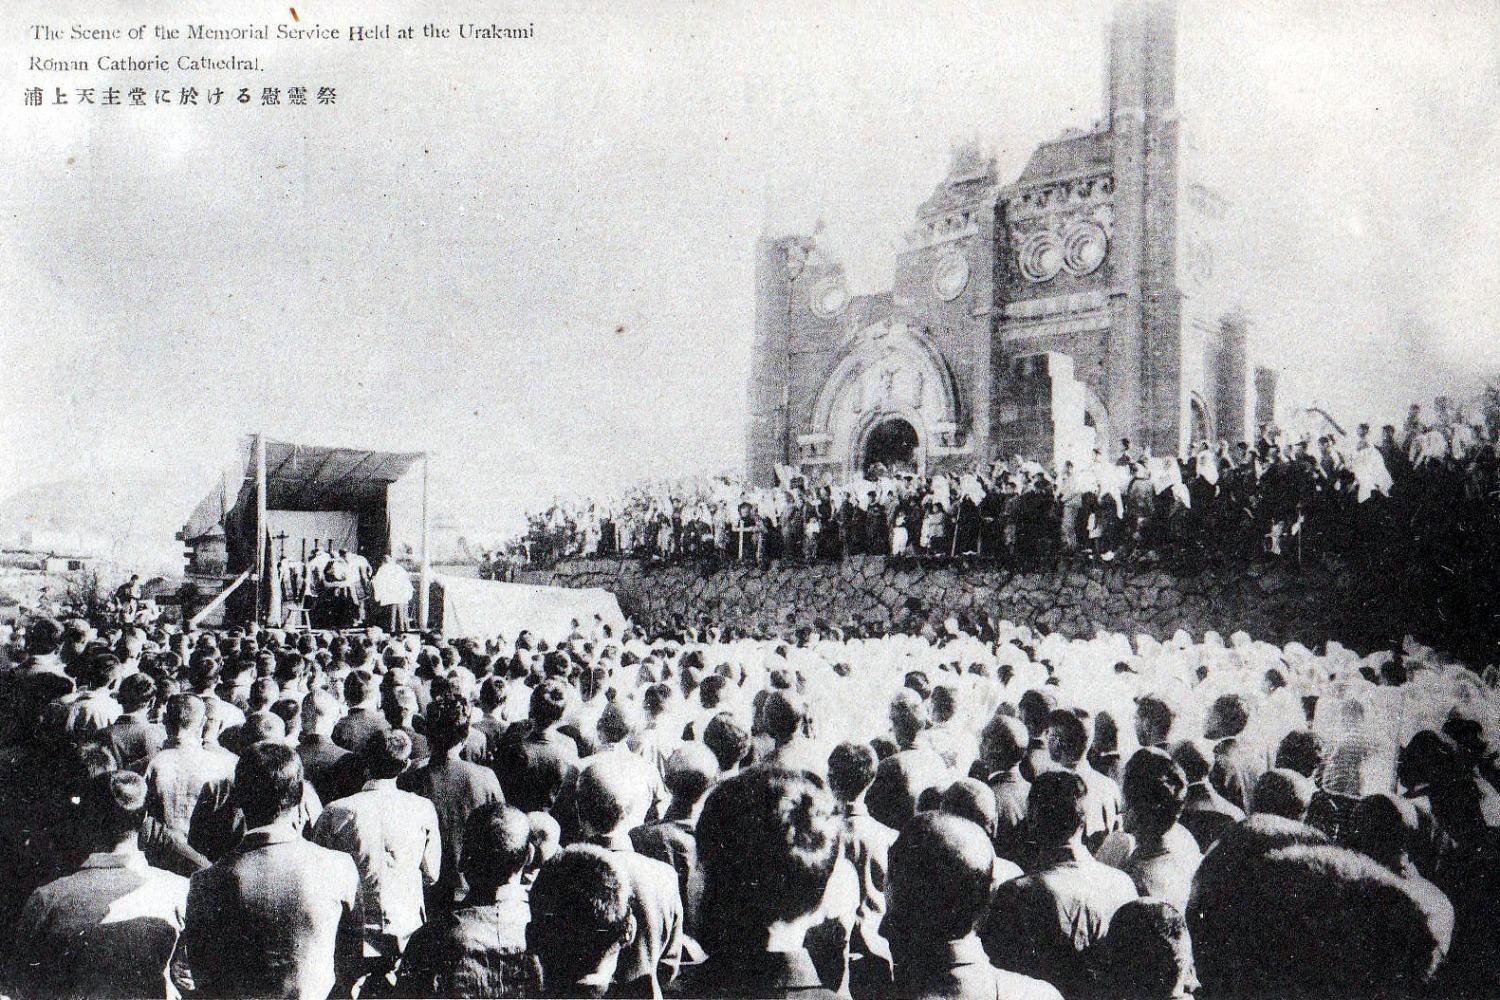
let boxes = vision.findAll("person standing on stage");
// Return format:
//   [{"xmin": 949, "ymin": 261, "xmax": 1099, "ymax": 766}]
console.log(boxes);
[{"xmin": 373, "ymin": 555, "xmax": 415, "ymax": 633}]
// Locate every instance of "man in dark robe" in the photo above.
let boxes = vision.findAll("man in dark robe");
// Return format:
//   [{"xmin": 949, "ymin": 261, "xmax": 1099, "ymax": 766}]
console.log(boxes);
[{"xmin": 865, "ymin": 493, "xmax": 889, "ymax": 556}]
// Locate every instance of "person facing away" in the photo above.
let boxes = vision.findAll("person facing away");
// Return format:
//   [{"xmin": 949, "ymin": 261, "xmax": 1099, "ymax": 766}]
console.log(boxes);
[
  {"xmin": 1092, "ymin": 899, "xmax": 1198, "ymax": 1000},
  {"xmin": 1346, "ymin": 792, "xmax": 1454, "ymax": 969},
  {"xmin": 881, "ymin": 811, "xmax": 1062, "ymax": 1000},
  {"xmin": 575, "ymin": 752, "xmax": 686, "ymax": 998},
  {"xmin": 826, "ymin": 739, "xmax": 899, "ymax": 997},
  {"xmin": 977, "ymin": 713, "xmax": 1032, "ymax": 868},
  {"xmin": 182, "ymin": 742, "xmax": 359, "ymax": 1000},
  {"xmin": 1250, "ymin": 767, "xmax": 1316, "ymax": 823},
  {"xmin": 630, "ymin": 742, "xmax": 719, "ymax": 930},
  {"xmin": 1204, "ymin": 694, "xmax": 1264, "ymax": 815},
  {"xmin": 493, "ymin": 680, "xmax": 582, "ymax": 812},
  {"xmin": 145, "ymin": 693, "xmax": 236, "ymax": 840},
  {"xmin": 980, "ymin": 770, "xmax": 1138, "ymax": 999},
  {"xmin": 1016, "ymin": 689, "xmax": 1058, "ymax": 783},
  {"xmin": 1045, "ymin": 708, "xmax": 1121, "ymax": 852},
  {"xmin": 398, "ymin": 694, "xmax": 505, "ymax": 911},
  {"xmin": 102, "ymin": 671, "xmax": 167, "ymax": 772},
  {"xmin": 671, "ymin": 766, "xmax": 844, "ymax": 1000},
  {"xmin": 8, "ymin": 770, "xmax": 191, "ymax": 1000},
  {"xmin": 1170, "ymin": 738, "xmax": 1243, "ymax": 853},
  {"xmin": 310, "ymin": 729, "xmax": 441, "ymax": 995},
  {"xmin": 397, "ymin": 803, "xmax": 540, "ymax": 999},
  {"xmin": 297, "ymin": 689, "xmax": 361, "ymax": 806},
  {"xmin": 1093, "ymin": 748, "xmax": 1202, "ymax": 913},
  {"xmin": 61, "ymin": 652, "xmax": 123, "ymax": 740},
  {"xmin": 939, "ymin": 779, "xmax": 1020, "ymax": 878},
  {"xmin": 332, "ymin": 670, "xmax": 390, "ymax": 755},
  {"xmin": 527, "ymin": 845, "xmax": 638, "ymax": 999}
]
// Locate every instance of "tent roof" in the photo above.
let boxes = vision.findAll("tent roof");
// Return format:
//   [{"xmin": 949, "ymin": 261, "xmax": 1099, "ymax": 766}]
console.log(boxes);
[
  {"xmin": 183, "ymin": 439, "xmax": 428, "ymax": 537},
  {"xmin": 256, "ymin": 439, "xmax": 425, "ymax": 512},
  {"xmin": 181, "ymin": 480, "xmax": 227, "ymax": 542}
]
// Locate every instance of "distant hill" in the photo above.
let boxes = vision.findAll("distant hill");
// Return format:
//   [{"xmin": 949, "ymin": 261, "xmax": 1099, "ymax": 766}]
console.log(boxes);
[
  {"xmin": 0, "ymin": 475, "xmax": 193, "ymax": 574},
  {"xmin": 0, "ymin": 477, "xmax": 508, "ymax": 576}
]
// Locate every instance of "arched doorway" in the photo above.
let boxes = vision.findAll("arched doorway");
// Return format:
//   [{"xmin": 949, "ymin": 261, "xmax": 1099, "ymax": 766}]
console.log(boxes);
[{"xmin": 863, "ymin": 417, "xmax": 920, "ymax": 474}]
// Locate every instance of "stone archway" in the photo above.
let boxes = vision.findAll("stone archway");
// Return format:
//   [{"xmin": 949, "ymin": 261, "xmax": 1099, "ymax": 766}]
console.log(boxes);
[
  {"xmin": 862, "ymin": 417, "xmax": 920, "ymax": 474},
  {"xmin": 800, "ymin": 315, "xmax": 963, "ymax": 475}
]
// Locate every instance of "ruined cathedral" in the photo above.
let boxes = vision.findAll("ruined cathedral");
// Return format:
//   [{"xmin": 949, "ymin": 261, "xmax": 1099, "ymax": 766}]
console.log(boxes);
[{"xmin": 746, "ymin": 1, "xmax": 1274, "ymax": 487}]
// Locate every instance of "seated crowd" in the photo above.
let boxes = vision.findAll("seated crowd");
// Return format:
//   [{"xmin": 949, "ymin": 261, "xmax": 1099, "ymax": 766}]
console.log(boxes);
[
  {"xmin": 0, "ymin": 607, "xmax": 1497, "ymax": 999},
  {"xmin": 509, "ymin": 403, "xmax": 1500, "ymax": 578}
]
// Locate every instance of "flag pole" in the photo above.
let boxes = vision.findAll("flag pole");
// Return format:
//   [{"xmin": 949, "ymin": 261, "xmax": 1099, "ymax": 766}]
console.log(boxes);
[{"xmin": 418, "ymin": 453, "xmax": 430, "ymax": 633}]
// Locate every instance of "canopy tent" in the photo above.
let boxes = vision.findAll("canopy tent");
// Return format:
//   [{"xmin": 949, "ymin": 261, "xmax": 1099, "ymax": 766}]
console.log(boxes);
[
  {"xmin": 183, "ymin": 435, "xmax": 430, "ymax": 627},
  {"xmin": 427, "ymin": 575, "xmax": 625, "ymax": 643},
  {"xmin": 254, "ymin": 440, "xmax": 425, "ymax": 512}
]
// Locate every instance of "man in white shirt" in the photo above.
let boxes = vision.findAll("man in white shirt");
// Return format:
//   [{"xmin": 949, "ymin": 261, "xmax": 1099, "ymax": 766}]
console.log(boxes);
[{"xmin": 312, "ymin": 730, "xmax": 442, "ymax": 995}]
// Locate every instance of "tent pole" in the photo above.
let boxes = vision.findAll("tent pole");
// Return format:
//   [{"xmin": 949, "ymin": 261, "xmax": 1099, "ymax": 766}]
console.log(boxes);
[
  {"xmin": 253, "ymin": 433, "xmax": 267, "ymax": 629},
  {"xmin": 418, "ymin": 452, "xmax": 430, "ymax": 633}
]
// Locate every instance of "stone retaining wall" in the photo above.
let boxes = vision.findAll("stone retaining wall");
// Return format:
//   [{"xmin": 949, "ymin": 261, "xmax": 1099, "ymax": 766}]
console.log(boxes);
[{"xmin": 517, "ymin": 556, "xmax": 1399, "ymax": 653}]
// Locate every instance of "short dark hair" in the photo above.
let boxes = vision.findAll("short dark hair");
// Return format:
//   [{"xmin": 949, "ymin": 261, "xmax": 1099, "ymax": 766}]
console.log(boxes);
[
  {"xmin": 1046, "ymin": 708, "xmax": 1090, "ymax": 765},
  {"xmin": 117, "ymin": 673, "xmax": 157, "ymax": 712},
  {"xmin": 164, "ymin": 693, "xmax": 206, "ymax": 736},
  {"xmin": 886, "ymin": 811, "xmax": 994, "ymax": 945},
  {"xmin": 344, "ymin": 670, "xmax": 377, "ymax": 705},
  {"xmin": 1028, "ymin": 770, "xmax": 1088, "ymax": 845},
  {"xmin": 939, "ymin": 779, "xmax": 1000, "ymax": 841},
  {"xmin": 365, "ymin": 729, "xmax": 415, "ymax": 780},
  {"xmin": 698, "ymin": 674, "xmax": 728, "ymax": 708},
  {"xmin": 527, "ymin": 845, "xmax": 634, "ymax": 986},
  {"xmin": 760, "ymin": 690, "xmax": 806, "ymax": 744},
  {"xmin": 235, "ymin": 741, "xmax": 305, "ymax": 828},
  {"xmin": 529, "ymin": 681, "xmax": 569, "ymax": 727},
  {"xmin": 25, "ymin": 617, "xmax": 64, "ymax": 655},
  {"xmin": 663, "ymin": 743, "xmax": 718, "ymax": 806},
  {"xmin": 1275, "ymin": 730, "xmax": 1324, "ymax": 778},
  {"xmin": 702, "ymin": 712, "xmax": 750, "ymax": 773},
  {"xmin": 464, "ymin": 802, "xmax": 532, "ymax": 890},
  {"xmin": 82, "ymin": 653, "xmax": 119, "ymax": 690},
  {"xmin": 1135, "ymin": 695, "xmax": 1177, "ymax": 744},
  {"xmin": 426, "ymin": 695, "xmax": 472, "ymax": 751},
  {"xmin": 642, "ymin": 683, "xmax": 673, "ymax": 719},
  {"xmin": 249, "ymin": 677, "xmax": 279, "ymax": 711},
  {"xmin": 827, "ymin": 741, "xmax": 878, "ymax": 802},
  {"xmin": 1096, "ymin": 899, "xmax": 1193, "ymax": 999},
  {"xmin": 187, "ymin": 655, "xmax": 220, "ymax": 690},
  {"xmin": 84, "ymin": 769, "xmax": 148, "ymax": 842},
  {"xmin": 1252, "ymin": 768, "xmax": 1313, "ymax": 821},
  {"xmin": 270, "ymin": 697, "xmax": 301, "ymax": 733},
  {"xmin": 980, "ymin": 713, "xmax": 1028, "ymax": 772},
  {"xmin": 479, "ymin": 676, "xmax": 506, "ymax": 711},
  {"xmin": 929, "ymin": 684, "xmax": 957, "ymax": 724},
  {"xmin": 1122, "ymin": 747, "xmax": 1188, "ymax": 832},
  {"xmin": 695, "ymin": 768, "xmax": 840, "ymax": 952},
  {"xmin": 1018, "ymin": 688, "xmax": 1057, "ymax": 734}
]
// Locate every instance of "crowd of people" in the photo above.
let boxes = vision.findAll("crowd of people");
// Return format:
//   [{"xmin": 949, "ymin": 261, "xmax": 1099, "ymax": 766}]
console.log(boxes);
[
  {"xmin": 0, "ymin": 601, "xmax": 1497, "ymax": 999},
  {"xmin": 512, "ymin": 402, "xmax": 1500, "ymax": 576}
]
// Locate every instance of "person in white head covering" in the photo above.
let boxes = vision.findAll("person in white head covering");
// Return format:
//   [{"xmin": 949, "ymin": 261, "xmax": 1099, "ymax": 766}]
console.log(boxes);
[{"xmin": 1350, "ymin": 438, "xmax": 1394, "ymax": 503}]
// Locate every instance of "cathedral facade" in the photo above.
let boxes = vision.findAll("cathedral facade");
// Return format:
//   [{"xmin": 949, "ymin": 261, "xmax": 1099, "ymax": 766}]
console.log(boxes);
[{"xmin": 746, "ymin": 1, "xmax": 1272, "ymax": 487}]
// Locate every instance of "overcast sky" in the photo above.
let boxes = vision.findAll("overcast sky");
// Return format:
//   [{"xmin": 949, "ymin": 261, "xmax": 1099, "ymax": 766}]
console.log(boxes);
[{"xmin": 2, "ymin": 0, "xmax": 1498, "ymax": 540}]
